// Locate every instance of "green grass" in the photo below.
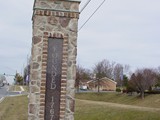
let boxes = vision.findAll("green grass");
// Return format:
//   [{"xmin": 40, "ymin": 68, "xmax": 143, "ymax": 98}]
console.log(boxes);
[
  {"xmin": 75, "ymin": 100, "xmax": 160, "ymax": 120},
  {"xmin": 9, "ymin": 85, "xmax": 21, "ymax": 91},
  {"xmin": 0, "ymin": 95, "xmax": 28, "ymax": 120},
  {"xmin": 22, "ymin": 86, "xmax": 29, "ymax": 92},
  {"xmin": 76, "ymin": 92, "xmax": 160, "ymax": 108},
  {"xmin": 0, "ymin": 93, "xmax": 160, "ymax": 120},
  {"xmin": 9, "ymin": 85, "xmax": 29, "ymax": 92}
]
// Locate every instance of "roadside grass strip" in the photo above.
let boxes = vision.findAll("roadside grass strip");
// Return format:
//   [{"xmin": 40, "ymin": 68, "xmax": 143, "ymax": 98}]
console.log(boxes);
[
  {"xmin": 8, "ymin": 85, "xmax": 27, "ymax": 94},
  {"xmin": 8, "ymin": 85, "xmax": 21, "ymax": 92},
  {"xmin": 0, "ymin": 95, "xmax": 28, "ymax": 120},
  {"xmin": 22, "ymin": 86, "xmax": 29, "ymax": 92},
  {"xmin": 0, "ymin": 92, "xmax": 160, "ymax": 120},
  {"xmin": 76, "ymin": 92, "xmax": 160, "ymax": 108}
]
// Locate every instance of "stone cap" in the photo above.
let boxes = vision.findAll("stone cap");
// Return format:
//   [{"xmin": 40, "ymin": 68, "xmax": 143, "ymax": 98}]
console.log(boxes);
[
  {"xmin": 33, "ymin": 0, "xmax": 81, "ymax": 6},
  {"xmin": 66, "ymin": 0, "xmax": 81, "ymax": 2},
  {"xmin": 32, "ymin": 0, "xmax": 81, "ymax": 20},
  {"xmin": 33, "ymin": 0, "xmax": 81, "ymax": 12}
]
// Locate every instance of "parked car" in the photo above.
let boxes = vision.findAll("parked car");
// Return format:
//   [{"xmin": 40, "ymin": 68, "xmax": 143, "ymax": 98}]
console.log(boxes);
[{"xmin": 80, "ymin": 85, "xmax": 88, "ymax": 91}]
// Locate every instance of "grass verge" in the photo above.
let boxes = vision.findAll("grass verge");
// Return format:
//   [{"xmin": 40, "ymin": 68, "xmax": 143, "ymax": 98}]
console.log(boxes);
[
  {"xmin": 0, "ymin": 93, "xmax": 160, "ymax": 120},
  {"xmin": 0, "ymin": 95, "xmax": 28, "ymax": 120},
  {"xmin": 76, "ymin": 92, "xmax": 160, "ymax": 108},
  {"xmin": 75, "ymin": 99, "xmax": 160, "ymax": 120},
  {"xmin": 9, "ymin": 85, "xmax": 21, "ymax": 91},
  {"xmin": 8, "ymin": 85, "xmax": 29, "ymax": 92},
  {"xmin": 22, "ymin": 86, "xmax": 29, "ymax": 92}
]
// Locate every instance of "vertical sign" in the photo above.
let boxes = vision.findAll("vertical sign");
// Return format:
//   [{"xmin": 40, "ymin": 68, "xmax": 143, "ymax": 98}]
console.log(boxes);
[{"xmin": 45, "ymin": 38, "xmax": 63, "ymax": 120}]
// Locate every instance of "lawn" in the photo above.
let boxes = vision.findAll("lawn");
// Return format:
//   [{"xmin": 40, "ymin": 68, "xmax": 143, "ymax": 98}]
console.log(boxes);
[
  {"xmin": 8, "ymin": 85, "xmax": 29, "ymax": 92},
  {"xmin": 75, "ymin": 99, "xmax": 160, "ymax": 120},
  {"xmin": 0, "ymin": 93, "xmax": 160, "ymax": 120},
  {"xmin": 8, "ymin": 85, "xmax": 22, "ymax": 91},
  {"xmin": 22, "ymin": 86, "xmax": 29, "ymax": 92},
  {"xmin": 76, "ymin": 92, "xmax": 160, "ymax": 108},
  {"xmin": 0, "ymin": 95, "xmax": 28, "ymax": 120}
]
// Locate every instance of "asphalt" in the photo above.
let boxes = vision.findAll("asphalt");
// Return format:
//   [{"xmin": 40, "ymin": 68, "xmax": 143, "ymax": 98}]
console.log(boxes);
[
  {"xmin": 0, "ymin": 85, "xmax": 25, "ymax": 102},
  {"xmin": 0, "ymin": 85, "xmax": 9, "ymax": 99}
]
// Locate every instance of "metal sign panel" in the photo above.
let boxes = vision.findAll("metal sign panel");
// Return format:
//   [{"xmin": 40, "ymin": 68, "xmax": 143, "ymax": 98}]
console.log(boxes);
[{"xmin": 45, "ymin": 38, "xmax": 63, "ymax": 120}]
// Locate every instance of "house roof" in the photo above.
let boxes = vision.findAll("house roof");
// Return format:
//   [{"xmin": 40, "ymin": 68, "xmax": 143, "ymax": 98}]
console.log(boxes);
[
  {"xmin": 87, "ymin": 77, "xmax": 117, "ymax": 84},
  {"xmin": 100, "ymin": 77, "xmax": 117, "ymax": 84},
  {"xmin": 87, "ymin": 80, "xmax": 95, "ymax": 84}
]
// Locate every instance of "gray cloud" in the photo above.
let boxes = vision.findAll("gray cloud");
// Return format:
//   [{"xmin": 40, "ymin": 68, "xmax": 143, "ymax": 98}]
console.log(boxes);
[
  {"xmin": 0, "ymin": 0, "xmax": 33, "ymax": 75},
  {"xmin": 0, "ymin": 0, "xmax": 160, "ymax": 75},
  {"xmin": 78, "ymin": 0, "xmax": 160, "ymax": 70}
]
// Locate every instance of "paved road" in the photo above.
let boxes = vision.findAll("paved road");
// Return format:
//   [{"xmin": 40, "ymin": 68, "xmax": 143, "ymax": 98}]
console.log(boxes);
[
  {"xmin": 0, "ymin": 85, "xmax": 21, "ymax": 99},
  {"xmin": 0, "ymin": 85, "xmax": 8, "ymax": 99}
]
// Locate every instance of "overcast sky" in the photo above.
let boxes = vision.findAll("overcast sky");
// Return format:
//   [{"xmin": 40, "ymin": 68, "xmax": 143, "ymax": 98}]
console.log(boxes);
[{"xmin": 0, "ymin": 0, "xmax": 160, "ymax": 76}]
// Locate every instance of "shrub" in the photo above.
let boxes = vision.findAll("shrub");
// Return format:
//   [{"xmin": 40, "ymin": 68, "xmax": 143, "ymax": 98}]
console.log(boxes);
[
  {"xmin": 145, "ymin": 90, "xmax": 160, "ymax": 94},
  {"xmin": 116, "ymin": 88, "xmax": 121, "ymax": 93}
]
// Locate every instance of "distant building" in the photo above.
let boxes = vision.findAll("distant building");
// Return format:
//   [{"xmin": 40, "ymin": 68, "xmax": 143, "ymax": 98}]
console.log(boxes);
[{"xmin": 87, "ymin": 77, "xmax": 117, "ymax": 91}]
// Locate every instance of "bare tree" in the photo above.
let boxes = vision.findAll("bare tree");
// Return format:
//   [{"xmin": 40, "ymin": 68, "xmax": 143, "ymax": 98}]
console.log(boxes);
[
  {"xmin": 76, "ymin": 65, "xmax": 83, "ymax": 92},
  {"xmin": 123, "ymin": 64, "xmax": 130, "ymax": 75},
  {"xmin": 93, "ymin": 59, "xmax": 115, "ymax": 92},
  {"xmin": 155, "ymin": 66, "xmax": 160, "ymax": 87},
  {"xmin": 93, "ymin": 59, "xmax": 115, "ymax": 79},
  {"xmin": 76, "ymin": 65, "xmax": 91, "ymax": 92},
  {"xmin": 130, "ymin": 68, "xmax": 157, "ymax": 99},
  {"xmin": 113, "ymin": 63, "xmax": 123, "ymax": 87}
]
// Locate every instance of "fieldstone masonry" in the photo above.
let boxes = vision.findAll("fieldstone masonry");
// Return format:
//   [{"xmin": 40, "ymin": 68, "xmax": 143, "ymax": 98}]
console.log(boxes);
[{"xmin": 28, "ymin": 0, "xmax": 80, "ymax": 120}]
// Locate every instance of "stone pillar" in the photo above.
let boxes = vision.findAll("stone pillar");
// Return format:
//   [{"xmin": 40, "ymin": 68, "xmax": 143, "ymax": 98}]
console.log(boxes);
[{"xmin": 28, "ymin": 0, "xmax": 80, "ymax": 120}]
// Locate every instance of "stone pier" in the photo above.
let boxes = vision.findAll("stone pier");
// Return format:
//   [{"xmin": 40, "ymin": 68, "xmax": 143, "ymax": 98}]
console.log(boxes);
[{"xmin": 28, "ymin": 0, "xmax": 80, "ymax": 120}]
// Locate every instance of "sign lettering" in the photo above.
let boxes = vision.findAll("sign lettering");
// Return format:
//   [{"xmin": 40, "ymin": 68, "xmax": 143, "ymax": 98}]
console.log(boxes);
[{"xmin": 45, "ymin": 38, "xmax": 63, "ymax": 120}]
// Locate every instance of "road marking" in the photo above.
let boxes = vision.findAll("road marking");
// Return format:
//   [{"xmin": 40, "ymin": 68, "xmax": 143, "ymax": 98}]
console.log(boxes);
[
  {"xmin": 20, "ymin": 86, "xmax": 25, "ymax": 92},
  {"xmin": 8, "ymin": 94, "xmax": 27, "ymax": 97},
  {"xmin": 0, "ymin": 97, "xmax": 5, "ymax": 103}
]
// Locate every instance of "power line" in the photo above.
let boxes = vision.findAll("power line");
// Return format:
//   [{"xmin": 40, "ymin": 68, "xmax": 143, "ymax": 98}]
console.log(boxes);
[
  {"xmin": 80, "ymin": 0, "xmax": 92, "ymax": 13},
  {"xmin": 79, "ymin": 0, "xmax": 106, "ymax": 32}
]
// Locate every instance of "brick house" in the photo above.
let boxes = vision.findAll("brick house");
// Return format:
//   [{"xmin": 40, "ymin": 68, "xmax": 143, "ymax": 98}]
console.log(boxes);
[{"xmin": 87, "ymin": 77, "xmax": 117, "ymax": 91}]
